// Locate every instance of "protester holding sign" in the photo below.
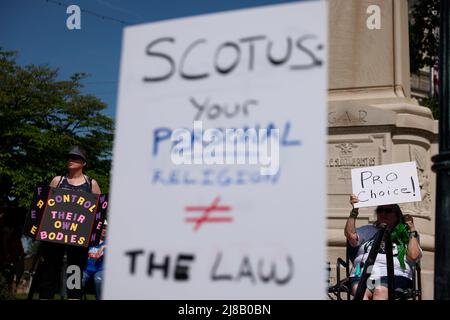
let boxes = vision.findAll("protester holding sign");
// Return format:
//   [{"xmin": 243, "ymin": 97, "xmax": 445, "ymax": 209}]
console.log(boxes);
[
  {"xmin": 50, "ymin": 146, "xmax": 101, "ymax": 194},
  {"xmin": 351, "ymin": 162, "xmax": 421, "ymax": 208},
  {"xmin": 38, "ymin": 146, "xmax": 102, "ymax": 300},
  {"xmin": 344, "ymin": 194, "xmax": 422, "ymax": 300}
]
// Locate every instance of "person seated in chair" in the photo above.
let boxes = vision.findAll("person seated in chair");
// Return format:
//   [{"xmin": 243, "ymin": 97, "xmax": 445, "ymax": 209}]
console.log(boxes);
[
  {"xmin": 344, "ymin": 194, "xmax": 422, "ymax": 300},
  {"xmin": 82, "ymin": 220, "xmax": 107, "ymax": 300}
]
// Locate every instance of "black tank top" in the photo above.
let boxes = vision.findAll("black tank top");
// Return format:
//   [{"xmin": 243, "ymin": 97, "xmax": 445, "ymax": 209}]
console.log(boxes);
[{"xmin": 57, "ymin": 175, "xmax": 92, "ymax": 193}]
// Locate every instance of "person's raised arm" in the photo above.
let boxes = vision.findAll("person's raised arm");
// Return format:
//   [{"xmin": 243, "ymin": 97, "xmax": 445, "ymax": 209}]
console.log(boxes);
[
  {"xmin": 344, "ymin": 194, "xmax": 360, "ymax": 247},
  {"xmin": 404, "ymin": 214, "xmax": 422, "ymax": 262}
]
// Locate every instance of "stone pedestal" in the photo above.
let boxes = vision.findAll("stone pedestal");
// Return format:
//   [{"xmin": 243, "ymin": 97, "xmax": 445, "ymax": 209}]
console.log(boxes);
[{"xmin": 327, "ymin": 0, "xmax": 438, "ymax": 299}]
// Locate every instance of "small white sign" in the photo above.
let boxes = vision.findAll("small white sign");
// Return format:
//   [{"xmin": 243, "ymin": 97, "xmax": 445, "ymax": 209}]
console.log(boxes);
[{"xmin": 351, "ymin": 161, "xmax": 421, "ymax": 208}]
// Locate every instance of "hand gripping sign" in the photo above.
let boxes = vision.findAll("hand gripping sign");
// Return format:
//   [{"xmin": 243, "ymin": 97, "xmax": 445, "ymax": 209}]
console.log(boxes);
[
  {"xmin": 351, "ymin": 161, "xmax": 421, "ymax": 208},
  {"xmin": 23, "ymin": 186, "xmax": 108, "ymax": 247}
]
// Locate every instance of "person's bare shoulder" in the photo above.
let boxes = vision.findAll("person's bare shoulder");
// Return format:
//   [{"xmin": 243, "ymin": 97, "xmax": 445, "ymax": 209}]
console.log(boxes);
[
  {"xmin": 49, "ymin": 176, "xmax": 62, "ymax": 188},
  {"xmin": 91, "ymin": 179, "xmax": 102, "ymax": 194}
]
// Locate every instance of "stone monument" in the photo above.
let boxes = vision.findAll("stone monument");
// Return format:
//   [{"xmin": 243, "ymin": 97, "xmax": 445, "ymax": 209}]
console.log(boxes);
[{"xmin": 326, "ymin": 0, "xmax": 438, "ymax": 299}]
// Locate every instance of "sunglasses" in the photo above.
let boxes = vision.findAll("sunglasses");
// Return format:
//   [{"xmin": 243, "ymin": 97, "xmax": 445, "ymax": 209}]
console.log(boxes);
[
  {"xmin": 67, "ymin": 155, "xmax": 84, "ymax": 161},
  {"xmin": 376, "ymin": 207, "xmax": 394, "ymax": 214}
]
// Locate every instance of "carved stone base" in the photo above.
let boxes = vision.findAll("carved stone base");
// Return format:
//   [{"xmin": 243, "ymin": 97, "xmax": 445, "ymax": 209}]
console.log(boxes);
[{"xmin": 326, "ymin": 102, "xmax": 438, "ymax": 299}]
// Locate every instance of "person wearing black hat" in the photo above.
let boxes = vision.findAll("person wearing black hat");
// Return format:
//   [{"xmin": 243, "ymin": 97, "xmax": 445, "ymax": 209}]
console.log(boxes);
[
  {"xmin": 38, "ymin": 146, "xmax": 101, "ymax": 299},
  {"xmin": 49, "ymin": 146, "xmax": 101, "ymax": 194}
]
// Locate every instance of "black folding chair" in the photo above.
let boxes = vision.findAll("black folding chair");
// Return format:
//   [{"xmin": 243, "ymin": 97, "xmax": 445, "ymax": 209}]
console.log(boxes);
[{"xmin": 327, "ymin": 241, "xmax": 358, "ymax": 300}]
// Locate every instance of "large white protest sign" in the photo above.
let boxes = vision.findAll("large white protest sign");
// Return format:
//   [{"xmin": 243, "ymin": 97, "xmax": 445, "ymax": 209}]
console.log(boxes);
[
  {"xmin": 104, "ymin": 1, "xmax": 327, "ymax": 299},
  {"xmin": 351, "ymin": 162, "xmax": 421, "ymax": 208}
]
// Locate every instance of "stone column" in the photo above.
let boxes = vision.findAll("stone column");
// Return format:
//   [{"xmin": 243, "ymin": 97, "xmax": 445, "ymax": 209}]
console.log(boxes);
[{"xmin": 326, "ymin": 0, "xmax": 438, "ymax": 299}]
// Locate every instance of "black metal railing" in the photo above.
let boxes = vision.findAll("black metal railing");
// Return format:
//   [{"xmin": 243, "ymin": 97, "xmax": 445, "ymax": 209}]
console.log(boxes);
[{"xmin": 353, "ymin": 223, "xmax": 397, "ymax": 300}]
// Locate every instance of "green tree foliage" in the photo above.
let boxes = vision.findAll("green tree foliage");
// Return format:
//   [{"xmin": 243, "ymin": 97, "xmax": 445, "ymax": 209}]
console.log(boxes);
[
  {"xmin": 409, "ymin": 0, "xmax": 440, "ymax": 74},
  {"xmin": 0, "ymin": 48, "xmax": 114, "ymax": 209},
  {"xmin": 0, "ymin": 273, "xmax": 12, "ymax": 299}
]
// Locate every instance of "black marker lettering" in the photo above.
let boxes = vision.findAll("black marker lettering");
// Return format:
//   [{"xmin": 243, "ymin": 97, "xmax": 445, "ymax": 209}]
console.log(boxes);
[
  {"xmin": 242, "ymin": 99, "xmax": 258, "ymax": 116},
  {"xmin": 386, "ymin": 172, "xmax": 398, "ymax": 182},
  {"xmin": 143, "ymin": 37, "xmax": 175, "ymax": 82},
  {"xmin": 208, "ymin": 103, "xmax": 222, "ymax": 120},
  {"xmin": 190, "ymin": 97, "xmax": 209, "ymax": 121},
  {"xmin": 237, "ymin": 256, "xmax": 256, "ymax": 284},
  {"xmin": 214, "ymin": 42, "xmax": 241, "ymax": 74},
  {"xmin": 290, "ymin": 35, "xmax": 323, "ymax": 70},
  {"xmin": 239, "ymin": 35, "xmax": 266, "ymax": 70},
  {"xmin": 211, "ymin": 251, "xmax": 233, "ymax": 281},
  {"xmin": 357, "ymin": 190, "xmax": 368, "ymax": 202},
  {"xmin": 223, "ymin": 103, "xmax": 240, "ymax": 118},
  {"xmin": 174, "ymin": 254, "xmax": 195, "ymax": 281},
  {"xmin": 179, "ymin": 38, "xmax": 210, "ymax": 80},
  {"xmin": 125, "ymin": 249, "xmax": 144, "ymax": 275},
  {"xmin": 360, "ymin": 171, "xmax": 372, "ymax": 188},
  {"xmin": 267, "ymin": 37, "xmax": 292, "ymax": 65},
  {"xmin": 274, "ymin": 256, "xmax": 294, "ymax": 285},
  {"xmin": 372, "ymin": 175, "xmax": 382, "ymax": 185},
  {"xmin": 401, "ymin": 187, "xmax": 410, "ymax": 194},
  {"xmin": 147, "ymin": 252, "xmax": 170, "ymax": 279}
]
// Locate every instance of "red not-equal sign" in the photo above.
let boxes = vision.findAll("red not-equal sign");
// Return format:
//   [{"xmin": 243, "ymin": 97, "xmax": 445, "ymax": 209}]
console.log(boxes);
[{"xmin": 184, "ymin": 196, "xmax": 233, "ymax": 231}]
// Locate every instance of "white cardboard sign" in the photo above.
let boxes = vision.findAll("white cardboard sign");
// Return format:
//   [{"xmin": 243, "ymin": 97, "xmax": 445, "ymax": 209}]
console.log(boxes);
[
  {"xmin": 104, "ymin": 1, "xmax": 327, "ymax": 299},
  {"xmin": 351, "ymin": 161, "xmax": 421, "ymax": 208}
]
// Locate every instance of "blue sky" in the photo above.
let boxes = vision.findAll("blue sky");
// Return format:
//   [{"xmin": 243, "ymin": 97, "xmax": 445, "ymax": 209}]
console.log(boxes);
[{"xmin": 0, "ymin": 0, "xmax": 303, "ymax": 118}]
